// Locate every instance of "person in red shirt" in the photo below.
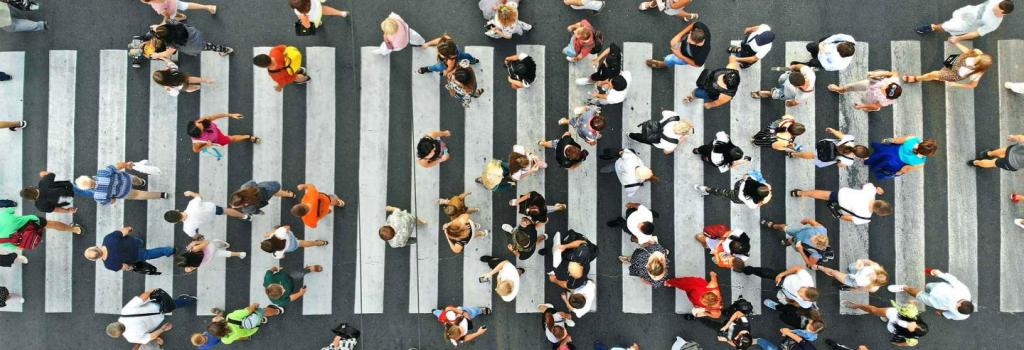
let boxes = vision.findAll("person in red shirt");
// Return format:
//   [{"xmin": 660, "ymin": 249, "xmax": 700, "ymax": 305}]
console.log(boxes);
[
  {"xmin": 290, "ymin": 183, "xmax": 345, "ymax": 228},
  {"xmin": 253, "ymin": 45, "xmax": 310, "ymax": 92},
  {"xmin": 665, "ymin": 271, "xmax": 722, "ymax": 319}
]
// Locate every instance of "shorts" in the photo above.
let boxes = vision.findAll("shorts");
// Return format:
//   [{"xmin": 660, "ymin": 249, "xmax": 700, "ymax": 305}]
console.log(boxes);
[
  {"xmin": 176, "ymin": 1, "xmax": 192, "ymax": 11},
  {"xmin": 214, "ymin": 205, "xmax": 224, "ymax": 215},
  {"xmin": 213, "ymin": 133, "xmax": 232, "ymax": 146},
  {"xmin": 827, "ymin": 190, "xmax": 839, "ymax": 205},
  {"xmin": 285, "ymin": 232, "xmax": 300, "ymax": 253},
  {"xmin": 664, "ymin": 53, "xmax": 690, "ymax": 67},
  {"xmin": 995, "ymin": 144, "xmax": 1019, "ymax": 171}
]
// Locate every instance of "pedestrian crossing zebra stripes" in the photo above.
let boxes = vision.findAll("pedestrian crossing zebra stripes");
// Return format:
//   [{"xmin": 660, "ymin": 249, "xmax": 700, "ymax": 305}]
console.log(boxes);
[
  {"xmin": 837, "ymin": 42, "xmax": 871, "ymax": 315},
  {"xmin": 944, "ymin": 41, "xmax": 980, "ymax": 306},
  {"xmin": 144, "ymin": 60, "xmax": 176, "ymax": 296},
  {"xmin": 730, "ymin": 40, "xmax": 763, "ymax": 315},
  {"xmin": 784, "ymin": 42, "xmax": 816, "ymax": 276},
  {"xmin": 409, "ymin": 47, "xmax": 441, "ymax": 314},
  {"xmin": 2, "ymin": 39, "xmax": 1023, "ymax": 316},
  {"xmin": 621, "ymin": 42, "xmax": 654, "ymax": 314}
]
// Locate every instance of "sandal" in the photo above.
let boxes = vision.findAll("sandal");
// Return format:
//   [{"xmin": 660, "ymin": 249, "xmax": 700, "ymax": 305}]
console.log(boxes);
[
  {"xmin": 759, "ymin": 219, "xmax": 776, "ymax": 228},
  {"xmin": 307, "ymin": 264, "xmax": 324, "ymax": 272},
  {"xmin": 902, "ymin": 75, "xmax": 919, "ymax": 83},
  {"xmin": 315, "ymin": 240, "xmax": 329, "ymax": 246},
  {"xmin": 481, "ymin": 307, "xmax": 492, "ymax": 315},
  {"xmin": 249, "ymin": 135, "xmax": 261, "ymax": 144},
  {"xmin": 686, "ymin": 13, "xmax": 699, "ymax": 22},
  {"xmin": 638, "ymin": 1, "xmax": 655, "ymax": 10},
  {"xmin": 789, "ymin": 189, "xmax": 802, "ymax": 198},
  {"xmin": 8, "ymin": 120, "xmax": 26, "ymax": 131}
]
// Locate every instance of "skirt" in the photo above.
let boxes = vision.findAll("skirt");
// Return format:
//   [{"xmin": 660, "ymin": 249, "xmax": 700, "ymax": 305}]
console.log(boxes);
[{"xmin": 864, "ymin": 142, "xmax": 905, "ymax": 181}]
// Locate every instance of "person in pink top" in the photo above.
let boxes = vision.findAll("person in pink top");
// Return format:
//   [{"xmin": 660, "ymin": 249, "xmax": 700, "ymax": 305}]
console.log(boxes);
[
  {"xmin": 375, "ymin": 12, "xmax": 425, "ymax": 55},
  {"xmin": 186, "ymin": 113, "xmax": 261, "ymax": 154},
  {"xmin": 140, "ymin": 0, "xmax": 217, "ymax": 23},
  {"xmin": 827, "ymin": 70, "xmax": 903, "ymax": 112}
]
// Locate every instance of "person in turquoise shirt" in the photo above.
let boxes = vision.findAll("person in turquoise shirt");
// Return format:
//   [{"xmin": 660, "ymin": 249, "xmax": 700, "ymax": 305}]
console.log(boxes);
[
  {"xmin": 865, "ymin": 135, "xmax": 938, "ymax": 180},
  {"xmin": 0, "ymin": 207, "xmax": 82, "ymax": 250}
]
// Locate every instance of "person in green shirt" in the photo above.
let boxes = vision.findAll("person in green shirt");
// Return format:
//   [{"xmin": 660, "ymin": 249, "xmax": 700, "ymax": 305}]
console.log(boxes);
[
  {"xmin": 263, "ymin": 264, "xmax": 322, "ymax": 310},
  {"xmin": 207, "ymin": 303, "xmax": 280, "ymax": 344},
  {"xmin": 0, "ymin": 207, "xmax": 83, "ymax": 250}
]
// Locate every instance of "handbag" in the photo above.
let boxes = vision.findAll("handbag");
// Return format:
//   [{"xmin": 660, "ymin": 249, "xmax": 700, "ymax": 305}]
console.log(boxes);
[
  {"xmin": 295, "ymin": 21, "xmax": 317, "ymax": 36},
  {"xmin": 131, "ymin": 261, "xmax": 162, "ymax": 276},
  {"xmin": 942, "ymin": 54, "xmax": 959, "ymax": 69},
  {"xmin": 148, "ymin": 288, "xmax": 176, "ymax": 313},
  {"xmin": 0, "ymin": 221, "xmax": 43, "ymax": 250}
]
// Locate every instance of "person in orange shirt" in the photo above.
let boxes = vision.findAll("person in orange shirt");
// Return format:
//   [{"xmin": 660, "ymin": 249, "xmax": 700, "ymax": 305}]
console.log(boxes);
[
  {"xmin": 253, "ymin": 45, "xmax": 310, "ymax": 92},
  {"xmin": 291, "ymin": 183, "xmax": 345, "ymax": 228}
]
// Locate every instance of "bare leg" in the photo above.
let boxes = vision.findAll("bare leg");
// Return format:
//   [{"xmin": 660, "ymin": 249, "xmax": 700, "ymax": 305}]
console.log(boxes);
[
  {"xmin": 322, "ymin": 5, "xmax": 348, "ymax": 17},
  {"xmin": 915, "ymin": 71, "xmax": 944, "ymax": 83},
  {"xmin": 223, "ymin": 207, "xmax": 247, "ymax": 219},
  {"xmin": 796, "ymin": 189, "xmax": 832, "ymax": 201},
  {"xmin": 298, "ymin": 240, "xmax": 319, "ymax": 248},
  {"xmin": 125, "ymin": 190, "xmax": 164, "ymax": 200},
  {"xmin": 0, "ymin": 121, "xmax": 22, "ymax": 129},
  {"xmin": 974, "ymin": 159, "xmax": 998, "ymax": 168},
  {"xmin": 539, "ymin": 140, "xmax": 555, "ymax": 148},
  {"xmin": 844, "ymin": 302, "xmax": 888, "ymax": 317},
  {"xmin": 816, "ymin": 265, "xmax": 849, "ymax": 285},
  {"xmin": 45, "ymin": 220, "xmax": 81, "ymax": 234},
  {"xmin": 987, "ymin": 148, "xmax": 1009, "ymax": 158},
  {"xmin": 185, "ymin": 2, "xmax": 216, "ymax": 14},
  {"xmin": 275, "ymin": 190, "xmax": 296, "ymax": 198},
  {"xmin": 903, "ymin": 285, "xmax": 922, "ymax": 297}
]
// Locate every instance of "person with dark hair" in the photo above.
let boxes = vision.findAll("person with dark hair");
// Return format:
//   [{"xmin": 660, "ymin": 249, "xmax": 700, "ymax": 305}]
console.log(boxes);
[
  {"xmin": 917, "ymin": 0, "xmax": 1013, "ymax": 41},
  {"xmin": 620, "ymin": 241, "xmax": 669, "ymax": 288},
  {"xmin": 548, "ymin": 230, "xmax": 598, "ymax": 290},
  {"xmin": 752, "ymin": 115, "xmax": 807, "ymax": 156},
  {"xmin": 187, "ymin": 113, "xmax": 258, "ymax": 154},
  {"xmin": 843, "ymin": 300, "xmax": 928, "ymax": 347},
  {"xmin": 752, "ymin": 63, "xmax": 815, "ymax": 107},
  {"xmin": 729, "ymin": 24, "xmax": 775, "ymax": 69},
  {"xmin": 211, "ymin": 303, "xmax": 282, "ymax": 345},
  {"xmin": 602, "ymin": 148, "xmax": 658, "ymax": 197},
  {"xmin": 446, "ymin": 64, "xmax": 485, "ymax": 108},
  {"xmin": 686, "ymin": 55, "xmax": 740, "ymax": 109},
  {"xmin": 501, "ymin": 216, "xmax": 543, "ymax": 260},
  {"xmin": 705, "ymin": 308, "xmax": 753, "ymax": 349},
  {"xmin": 253, "ymin": 45, "xmax": 309, "ymax": 92},
  {"xmin": 591, "ymin": 71, "xmax": 630, "ymax": 105},
  {"xmin": 739, "ymin": 265, "xmax": 819, "ymax": 310},
  {"xmin": 229, "ymin": 180, "xmax": 294, "ymax": 216},
  {"xmin": 638, "ymin": 0, "xmax": 698, "ymax": 20},
  {"xmin": 175, "ymin": 239, "xmax": 245, "ymax": 274},
  {"xmin": 290, "ymin": 0, "xmax": 348, "ymax": 31},
  {"xmin": 505, "ymin": 52, "xmax": 536, "ymax": 89},
  {"xmin": 152, "ymin": 63, "xmax": 211, "ymax": 96},
  {"xmin": 970, "ymin": 133, "xmax": 1024, "ymax": 170},
  {"xmin": 695, "ymin": 131, "xmax": 750, "ymax": 173},
  {"xmin": 150, "ymin": 19, "xmax": 232, "ymax": 58},
  {"xmin": 418, "ymin": 34, "xmax": 479, "ymax": 75},
  {"xmin": 561, "ymin": 105, "xmax": 606, "ymax": 145},
  {"xmin": 291, "ymin": 183, "xmax": 345, "ymax": 228},
  {"xmin": 789, "ymin": 127, "xmax": 870, "ymax": 168},
  {"xmin": 791, "ymin": 184, "xmax": 891, "ymax": 225},
  {"xmin": 576, "ymin": 43, "xmax": 622, "ymax": 86},
  {"xmin": 865, "ymin": 135, "xmax": 937, "ymax": 180},
  {"xmin": 541, "ymin": 131, "xmax": 589, "ymax": 170},
  {"xmin": 260, "ymin": 225, "xmax": 328, "ymax": 260},
  {"xmin": 164, "ymin": 191, "xmax": 249, "ymax": 239},
  {"xmin": 539, "ymin": 303, "xmax": 576, "ymax": 349},
  {"xmin": 666, "ymin": 272, "xmax": 723, "ymax": 319},
  {"xmin": 509, "ymin": 191, "xmax": 565, "ymax": 228},
  {"xmin": 647, "ymin": 21, "xmax": 711, "ymax": 69},
  {"xmin": 564, "ymin": 19, "xmax": 600, "ymax": 62},
  {"xmin": 84, "ymin": 226, "xmax": 172, "ymax": 272},
  {"xmin": 695, "ymin": 171, "xmax": 772, "ymax": 209},
  {"xmin": 380, "ymin": 205, "xmax": 425, "ymax": 248},
  {"xmin": 508, "ymin": 144, "xmax": 546, "ymax": 182},
  {"xmin": 889, "ymin": 268, "xmax": 974, "ymax": 320},
  {"xmin": 416, "ymin": 130, "xmax": 451, "ymax": 168},
  {"xmin": 793, "ymin": 33, "xmax": 855, "ymax": 71},
  {"xmin": 561, "ymin": 276, "xmax": 596, "ymax": 318},
  {"xmin": 828, "ymin": 70, "xmax": 902, "ymax": 111},
  {"xmin": 607, "ymin": 202, "xmax": 658, "ymax": 246},
  {"xmin": 264, "ymin": 264, "xmax": 322, "ymax": 310},
  {"xmin": 140, "ymin": 0, "xmax": 216, "ymax": 24},
  {"xmin": 21, "ymin": 170, "xmax": 90, "ymax": 214},
  {"xmin": 696, "ymin": 224, "xmax": 750, "ymax": 270}
]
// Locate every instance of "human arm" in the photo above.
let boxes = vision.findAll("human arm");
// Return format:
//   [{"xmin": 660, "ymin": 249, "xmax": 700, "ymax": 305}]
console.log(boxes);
[
  {"xmin": 590, "ymin": 46, "xmax": 611, "ymax": 67},
  {"xmin": 705, "ymin": 95, "xmax": 733, "ymax": 109},
  {"xmin": 950, "ymin": 31, "xmax": 981, "ymax": 44},
  {"xmin": 795, "ymin": 243, "xmax": 820, "ymax": 267},
  {"xmin": 774, "ymin": 265, "xmax": 804, "ymax": 285},
  {"xmin": 707, "ymin": 271, "xmax": 719, "ymax": 288},
  {"xmin": 559, "ymin": 240, "xmax": 587, "ymax": 251},
  {"xmin": 420, "ymin": 35, "xmax": 448, "ymax": 48},
  {"xmin": 780, "ymin": 328, "xmax": 805, "ymax": 343},
  {"xmin": 200, "ymin": 113, "xmax": 242, "ymax": 122},
  {"xmin": 482, "ymin": 260, "xmax": 509, "ymax": 278},
  {"xmin": 290, "ymin": 285, "xmax": 308, "ymax": 301},
  {"xmin": 855, "ymin": 102, "xmax": 883, "ymax": 112},
  {"xmin": 461, "ymin": 326, "xmax": 488, "ymax": 342}
]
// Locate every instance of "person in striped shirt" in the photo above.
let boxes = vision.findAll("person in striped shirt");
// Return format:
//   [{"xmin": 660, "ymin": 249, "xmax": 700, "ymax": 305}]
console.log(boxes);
[{"xmin": 75, "ymin": 161, "xmax": 167, "ymax": 205}]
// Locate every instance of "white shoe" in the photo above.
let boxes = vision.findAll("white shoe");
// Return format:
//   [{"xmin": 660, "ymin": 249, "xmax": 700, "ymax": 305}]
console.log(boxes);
[
  {"xmin": 501, "ymin": 224, "xmax": 515, "ymax": 233},
  {"xmin": 237, "ymin": 252, "xmax": 247, "ymax": 259},
  {"xmin": 565, "ymin": 318, "xmax": 576, "ymax": 327},
  {"xmin": 575, "ymin": 77, "xmax": 593, "ymax": 86},
  {"xmin": 693, "ymin": 184, "xmax": 709, "ymax": 196},
  {"xmin": 887, "ymin": 285, "xmax": 906, "ymax": 293},
  {"xmin": 1015, "ymin": 219, "xmax": 1024, "ymax": 229},
  {"xmin": 15, "ymin": 255, "xmax": 28, "ymax": 264},
  {"xmin": 1005, "ymin": 82, "xmax": 1024, "ymax": 94},
  {"xmin": 566, "ymin": 56, "xmax": 575, "ymax": 63}
]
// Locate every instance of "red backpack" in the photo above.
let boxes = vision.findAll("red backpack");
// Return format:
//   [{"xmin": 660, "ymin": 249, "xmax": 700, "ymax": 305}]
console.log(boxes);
[{"xmin": 0, "ymin": 221, "xmax": 43, "ymax": 250}]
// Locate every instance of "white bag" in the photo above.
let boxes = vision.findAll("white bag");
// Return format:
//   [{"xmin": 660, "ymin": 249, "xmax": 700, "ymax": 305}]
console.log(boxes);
[{"xmin": 133, "ymin": 160, "xmax": 162, "ymax": 175}]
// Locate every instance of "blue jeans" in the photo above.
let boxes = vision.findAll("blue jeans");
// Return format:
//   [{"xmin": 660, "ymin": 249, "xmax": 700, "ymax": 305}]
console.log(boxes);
[
  {"xmin": 1, "ymin": 18, "xmax": 45, "ymax": 32},
  {"xmin": 754, "ymin": 338, "xmax": 779, "ymax": 350},
  {"xmin": 427, "ymin": 50, "xmax": 478, "ymax": 72},
  {"xmin": 664, "ymin": 53, "xmax": 690, "ymax": 67},
  {"xmin": 693, "ymin": 87, "xmax": 711, "ymax": 100},
  {"xmin": 433, "ymin": 306, "xmax": 486, "ymax": 319},
  {"xmin": 174, "ymin": 295, "xmax": 197, "ymax": 309},
  {"xmin": 139, "ymin": 246, "xmax": 176, "ymax": 260},
  {"xmin": 73, "ymin": 186, "xmax": 93, "ymax": 198}
]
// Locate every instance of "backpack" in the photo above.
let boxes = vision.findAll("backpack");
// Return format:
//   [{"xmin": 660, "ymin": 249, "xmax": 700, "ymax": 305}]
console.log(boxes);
[
  {"xmin": 507, "ymin": 56, "xmax": 536, "ymax": 85},
  {"xmin": 726, "ymin": 296, "xmax": 754, "ymax": 316},
  {"xmin": 0, "ymin": 221, "xmax": 43, "ymax": 250},
  {"xmin": 815, "ymin": 139, "xmax": 839, "ymax": 162},
  {"xmin": 637, "ymin": 115, "xmax": 681, "ymax": 145}
]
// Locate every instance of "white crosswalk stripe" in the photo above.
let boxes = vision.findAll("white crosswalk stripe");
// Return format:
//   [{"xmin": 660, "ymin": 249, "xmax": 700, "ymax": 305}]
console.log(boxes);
[
  {"xmin": 410, "ymin": 47, "xmax": 440, "ymax": 314},
  {"xmin": 892, "ymin": 41, "xmax": 927, "ymax": 307},
  {"xmin": 461, "ymin": 46, "xmax": 495, "ymax": 311},
  {"xmin": 94, "ymin": 50, "xmax": 127, "ymax": 315},
  {"xmin": 303, "ymin": 46, "xmax": 337, "ymax": 315},
  {"xmin": 197, "ymin": 51, "xmax": 231, "ymax": 316},
  {"xmin": 44, "ymin": 50, "xmax": 76, "ymax": 313},
  {"xmin": 998, "ymin": 39, "xmax": 1024, "ymax": 312},
  {"xmin": 944, "ymin": 42, "xmax": 980, "ymax": 306},
  {"xmin": 568, "ymin": 55, "xmax": 598, "ymax": 305},
  {"xmin": 515, "ymin": 44, "xmax": 545, "ymax": 314},
  {"xmin": 837, "ymin": 42, "xmax": 870, "ymax": 315},
  {"xmin": 673, "ymin": 64, "xmax": 705, "ymax": 314},
  {"xmin": 730, "ymin": 40, "xmax": 763, "ymax": 314},
  {"xmin": 0, "ymin": 51, "xmax": 25, "ymax": 313},
  {"xmin": 249, "ymin": 47, "xmax": 283, "ymax": 309},
  {"xmin": 144, "ymin": 60, "xmax": 176, "ymax": 296},
  {"xmin": 355, "ymin": 46, "xmax": 390, "ymax": 314},
  {"xmin": 621, "ymin": 42, "xmax": 653, "ymax": 314},
  {"xmin": 784, "ymin": 42, "xmax": 816, "ymax": 277}
]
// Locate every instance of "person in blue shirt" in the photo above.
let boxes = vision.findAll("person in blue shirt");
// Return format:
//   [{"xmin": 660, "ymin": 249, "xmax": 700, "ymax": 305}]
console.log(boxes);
[{"xmin": 82, "ymin": 226, "xmax": 175, "ymax": 272}]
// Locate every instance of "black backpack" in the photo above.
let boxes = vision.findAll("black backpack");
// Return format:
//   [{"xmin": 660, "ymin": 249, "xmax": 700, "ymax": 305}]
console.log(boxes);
[
  {"xmin": 637, "ymin": 115, "xmax": 681, "ymax": 145},
  {"xmin": 726, "ymin": 296, "xmax": 754, "ymax": 316},
  {"xmin": 507, "ymin": 56, "xmax": 536, "ymax": 85},
  {"xmin": 816, "ymin": 139, "xmax": 839, "ymax": 162}
]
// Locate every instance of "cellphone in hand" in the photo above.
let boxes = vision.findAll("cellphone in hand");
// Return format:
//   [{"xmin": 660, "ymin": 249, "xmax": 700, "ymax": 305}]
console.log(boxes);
[{"xmin": 478, "ymin": 276, "xmax": 490, "ymax": 283}]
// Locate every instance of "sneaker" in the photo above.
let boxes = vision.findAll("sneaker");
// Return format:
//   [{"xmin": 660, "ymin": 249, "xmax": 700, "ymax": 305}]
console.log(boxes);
[
  {"xmin": 406, "ymin": 237, "xmax": 418, "ymax": 244},
  {"xmin": 416, "ymin": 67, "xmax": 431, "ymax": 74},
  {"xmin": 887, "ymin": 284, "xmax": 906, "ymax": 293},
  {"xmin": 15, "ymin": 255, "xmax": 27, "ymax": 264},
  {"xmin": 469, "ymin": 58, "xmax": 480, "ymax": 65},
  {"xmin": 762, "ymin": 299, "xmax": 779, "ymax": 310},
  {"xmin": 1015, "ymin": 219, "xmax": 1024, "ymax": 229},
  {"xmin": 0, "ymin": 72, "xmax": 11, "ymax": 81},
  {"xmin": 177, "ymin": 294, "xmax": 198, "ymax": 301},
  {"xmin": 618, "ymin": 255, "xmax": 630, "ymax": 264},
  {"xmin": 241, "ymin": 214, "xmax": 252, "ymax": 221},
  {"xmin": 977, "ymin": 149, "xmax": 995, "ymax": 159},
  {"xmin": 1012, "ymin": 194, "xmax": 1023, "ymax": 203},
  {"xmin": 159, "ymin": 192, "xmax": 168, "ymax": 199},
  {"xmin": 220, "ymin": 47, "xmax": 234, "ymax": 56},
  {"xmin": 915, "ymin": 24, "xmax": 934, "ymax": 35},
  {"xmin": 693, "ymin": 184, "xmax": 709, "ymax": 196},
  {"xmin": 564, "ymin": 318, "xmax": 576, "ymax": 327},
  {"xmin": 575, "ymin": 77, "xmax": 592, "ymax": 86},
  {"xmin": 566, "ymin": 56, "xmax": 575, "ymax": 62},
  {"xmin": 538, "ymin": 248, "xmax": 548, "ymax": 256},
  {"xmin": 924, "ymin": 267, "xmax": 936, "ymax": 275},
  {"xmin": 475, "ymin": 230, "xmax": 489, "ymax": 238},
  {"xmin": 237, "ymin": 252, "xmax": 247, "ymax": 259},
  {"xmin": 27, "ymin": 2, "xmax": 40, "ymax": 11},
  {"xmin": 501, "ymin": 224, "xmax": 514, "ymax": 233}
]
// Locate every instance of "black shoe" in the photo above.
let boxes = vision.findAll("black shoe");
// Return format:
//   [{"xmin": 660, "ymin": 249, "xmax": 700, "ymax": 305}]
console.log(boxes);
[
  {"xmin": 682, "ymin": 314, "xmax": 696, "ymax": 320},
  {"xmin": 406, "ymin": 237, "xmax": 417, "ymax": 245},
  {"xmin": 469, "ymin": 58, "xmax": 480, "ymax": 65},
  {"xmin": 977, "ymin": 149, "xmax": 996, "ymax": 159},
  {"xmin": 967, "ymin": 160, "xmax": 978, "ymax": 168},
  {"xmin": 159, "ymin": 192, "xmax": 168, "ymax": 199},
  {"xmin": 416, "ymin": 67, "xmax": 431, "ymax": 74},
  {"xmin": 0, "ymin": 72, "xmax": 11, "ymax": 81},
  {"xmin": 479, "ymin": 255, "xmax": 493, "ymax": 262},
  {"xmin": 538, "ymin": 248, "xmax": 548, "ymax": 256},
  {"xmin": 691, "ymin": 148, "xmax": 700, "ymax": 155},
  {"xmin": 605, "ymin": 218, "xmax": 623, "ymax": 228},
  {"xmin": 915, "ymin": 24, "xmax": 934, "ymax": 35}
]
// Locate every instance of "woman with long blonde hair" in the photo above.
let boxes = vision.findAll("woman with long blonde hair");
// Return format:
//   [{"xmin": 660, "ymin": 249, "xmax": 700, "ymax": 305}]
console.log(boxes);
[
  {"xmin": 484, "ymin": 3, "xmax": 532, "ymax": 39},
  {"xmin": 902, "ymin": 37, "xmax": 992, "ymax": 89}
]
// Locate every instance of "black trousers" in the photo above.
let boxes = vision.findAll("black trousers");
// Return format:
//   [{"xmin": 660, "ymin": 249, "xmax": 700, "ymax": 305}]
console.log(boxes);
[
  {"xmin": 741, "ymin": 266, "xmax": 783, "ymax": 280},
  {"xmin": 790, "ymin": 37, "xmax": 828, "ymax": 69}
]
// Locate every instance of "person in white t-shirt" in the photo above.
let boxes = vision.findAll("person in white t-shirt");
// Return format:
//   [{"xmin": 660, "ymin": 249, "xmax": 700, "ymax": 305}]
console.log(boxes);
[
  {"xmin": 478, "ymin": 256, "xmax": 523, "ymax": 302},
  {"xmin": 793, "ymin": 34, "xmax": 855, "ymax": 72},
  {"xmin": 562, "ymin": 278, "xmax": 596, "ymax": 318},
  {"xmin": 164, "ymin": 191, "xmax": 249, "ymax": 239},
  {"xmin": 739, "ymin": 265, "xmax": 818, "ymax": 309},
  {"xmin": 106, "ymin": 289, "xmax": 196, "ymax": 346},
  {"xmin": 606, "ymin": 202, "xmax": 658, "ymax": 246},
  {"xmin": 916, "ymin": 0, "xmax": 1014, "ymax": 41},
  {"xmin": 591, "ymin": 71, "xmax": 630, "ymax": 105},
  {"xmin": 752, "ymin": 63, "xmax": 815, "ymax": 107},
  {"xmin": 791, "ymin": 183, "xmax": 892, "ymax": 225},
  {"xmin": 789, "ymin": 127, "xmax": 871, "ymax": 168},
  {"xmin": 888, "ymin": 268, "xmax": 974, "ymax": 321},
  {"xmin": 728, "ymin": 24, "xmax": 774, "ymax": 69},
  {"xmin": 601, "ymin": 148, "xmax": 657, "ymax": 197}
]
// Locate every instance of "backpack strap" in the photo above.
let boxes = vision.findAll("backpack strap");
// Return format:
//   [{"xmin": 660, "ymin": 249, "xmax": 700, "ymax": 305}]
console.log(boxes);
[
  {"xmin": 623, "ymin": 182, "xmax": 645, "ymax": 188},
  {"xmin": 838, "ymin": 206, "xmax": 871, "ymax": 220},
  {"xmin": 119, "ymin": 311, "xmax": 164, "ymax": 318},
  {"xmin": 0, "ymin": 237, "xmax": 16, "ymax": 244}
]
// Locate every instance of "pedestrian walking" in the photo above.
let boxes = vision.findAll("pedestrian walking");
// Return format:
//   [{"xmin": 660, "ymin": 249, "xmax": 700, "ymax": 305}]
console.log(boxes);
[
  {"xmin": 619, "ymin": 242, "xmax": 670, "ymax": 288},
  {"xmin": 864, "ymin": 135, "xmax": 937, "ymax": 180},
  {"xmin": 539, "ymin": 303, "xmax": 576, "ymax": 349},
  {"xmin": 754, "ymin": 326, "xmax": 822, "ymax": 350},
  {"xmin": 190, "ymin": 330, "xmax": 221, "ymax": 350},
  {"xmin": 152, "ymin": 63, "xmax": 212, "ymax": 96},
  {"xmin": 439, "ymin": 192, "xmax": 478, "ymax": 221},
  {"xmin": 508, "ymin": 144, "xmax": 547, "ymax": 182},
  {"xmin": 589, "ymin": 71, "xmax": 630, "ymax": 105},
  {"xmin": 814, "ymin": 259, "xmax": 888, "ymax": 293},
  {"xmin": 540, "ymin": 131, "xmax": 590, "ymax": 170},
  {"xmin": 695, "ymin": 224, "xmax": 751, "ymax": 270},
  {"xmin": 647, "ymin": 21, "xmax": 711, "ymax": 69},
  {"xmin": 264, "ymin": 264, "xmax": 323, "ymax": 311},
  {"xmin": 175, "ymin": 239, "xmax": 245, "ymax": 274},
  {"xmin": 751, "ymin": 63, "xmax": 815, "ymax": 107},
  {"xmin": 789, "ymin": 127, "xmax": 870, "ymax": 168},
  {"xmin": 442, "ymin": 210, "xmax": 488, "ymax": 254},
  {"xmin": 140, "ymin": 0, "xmax": 216, "ymax": 23},
  {"xmin": 375, "ymin": 12, "xmax": 425, "ymax": 55},
  {"xmin": 575, "ymin": 43, "xmax": 622, "ymax": 86},
  {"xmin": 628, "ymin": 110, "xmax": 694, "ymax": 155},
  {"xmin": 792, "ymin": 34, "xmax": 856, "ymax": 72},
  {"xmin": 379, "ymin": 205, "xmax": 425, "ymax": 248},
  {"xmin": 501, "ymin": 216, "xmax": 544, "ymax": 260},
  {"xmin": 561, "ymin": 105, "xmax": 606, "ymax": 146},
  {"xmin": 563, "ymin": 0, "xmax": 605, "ymax": 13},
  {"xmin": 694, "ymin": 131, "xmax": 749, "ymax": 173},
  {"xmin": 548, "ymin": 230, "xmax": 598, "ymax": 290},
  {"xmin": 417, "ymin": 130, "xmax": 451, "ymax": 168},
  {"xmin": 685, "ymin": 55, "xmax": 741, "ymax": 109},
  {"xmin": 229, "ymin": 180, "xmax": 295, "ymax": 216},
  {"xmin": 790, "ymin": 184, "xmax": 892, "ymax": 225},
  {"xmin": 433, "ymin": 305, "xmax": 492, "ymax": 347},
  {"xmin": 509, "ymin": 191, "xmax": 565, "ymax": 227},
  {"xmin": 739, "ymin": 265, "xmax": 819, "ymax": 310},
  {"xmin": 504, "ymin": 53, "xmax": 536, "ymax": 89},
  {"xmin": 207, "ymin": 303, "xmax": 281, "ymax": 345},
  {"xmin": 150, "ymin": 19, "xmax": 233, "ymax": 57},
  {"xmin": 0, "ymin": 1, "xmax": 44, "ymax": 32},
  {"xmin": 253, "ymin": 45, "xmax": 310, "ymax": 92},
  {"xmin": 843, "ymin": 300, "xmax": 928, "ymax": 347},
  {"xmin": 85, "ymin": 226, "xmax": 173, "ymax": 273},
  {"xmin": 561, "ymin": 276, "xmax": 596, "ymax": 318},
  {"xmin": 665, "ymin": 272, "xmax": 723, "ymax": 319},
  {"xmin": 1007, "ymin": 81, "xmax": 1024, "ymax": 94},
  {"xmin": 969, "ymin": 133, "xmax": 1024, "ymax": 170},
  {"xmin": 600, "ymin": 148, "xmax": 658, "ymax": 197},
  {"xmin": 564, "ymin": 19, "xmax": 601, "ymax": 62},
  {"xmin": 751, "ymin": 114, "xmax": 807, "ymax": 156},
  {"xmin": 638, "ymin": 0, "xmax": 698, "ymax": 20},
  {"xmin": 164, "ymin": 191, "xmax": 250, "ymax": 239},
  {"xmin": 446, "ymin": 63, "xmax": 485, "ymax": 108},
  {"xmin": 484, "ymin": 2, "xmax": 531, "ymax": 39},
  {"xmin": 0, "ymin": 204, "xmax": 82, "ymax": 245},
  {"xmin": 21, "ymin": 170, "xmax": 90, "ymax": 214},
  {"xmin": 292, "ymin": 183, "xmax": 345, "ymax": 228},
  {"xmin": 290, "ymin": 0, "xmax": 348, "ymax": 32},
  {"xmin": 478, "ymin": 256, "xmax": 523, "ymax": 302},
  {"xmin": 729, "ymin": 24, "xmax": 775, "ymax": 69},
  {"xmin": 417, "ymin": 34, "xmax": 479, "ymax": 75},
  {"xmin": 828, "ymin": 70, "xmax": 902, "ymax": 111},
  {"xmin": 606, "ymin": 202, "xmax": 659, "ymax": 246},
  {"xmin": 704, "ymin": 307, "xmax": 753, "ymax": 349},
  {"xmin": 916, "ymin": 0, "xmax": 1013, "ymax": 41},
  {"xmin": 260, "ymin": 225, "xmax": 328, "ymax": 260},
  {"xmin": 694, "ymin": 170, "xmax": 772, "ymax": 209},
  {"xmin": 106, "ymin": 289, "xmax": 196, "ymax": 346},
  {"xmin": 761, "ymin": 218, "xmax": 833, "ymax": 266},
  {"xmin": 76, "ymin": 162, "xmax": 167, "ymax": 205},
  {"xmin": 903, "ymin": 37, "xmax": 991, "ymax": 89},
  {"xmin": 187, "ymin": 113, "xmax": 259, "ymax": 154},
  {"xmin": 888, "ymin": 268, "xmax": 974, "ymax": 320}
]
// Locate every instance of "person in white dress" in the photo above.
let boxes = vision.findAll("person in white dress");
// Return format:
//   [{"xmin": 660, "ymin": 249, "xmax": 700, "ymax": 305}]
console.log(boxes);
[{"xmin": 916, "ymin": 0, "xmax": 1014, "ymax": 41}]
